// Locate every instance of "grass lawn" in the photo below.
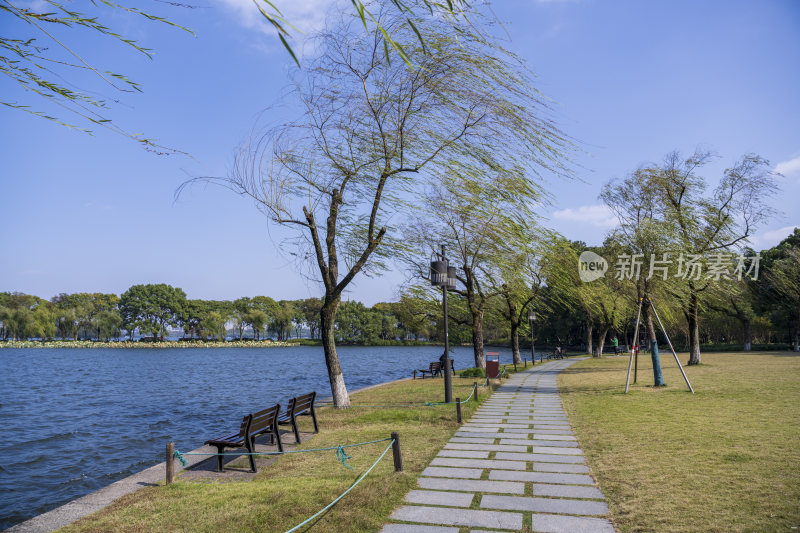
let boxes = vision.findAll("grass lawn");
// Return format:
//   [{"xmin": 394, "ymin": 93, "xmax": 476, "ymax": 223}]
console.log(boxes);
[
  {"xmin": 559, "ymin": 351, "xmax": 800, "ymax": 533},
  {"xmin": 59, "ymin": 373, "xmax": 496, "ymax": 532}
]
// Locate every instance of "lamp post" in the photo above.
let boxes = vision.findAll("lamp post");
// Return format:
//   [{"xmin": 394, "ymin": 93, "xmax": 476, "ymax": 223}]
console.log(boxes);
[
  {"xmin": 430, "ymin": 244, "xmax": 454, "ymax": 403},
  {"xmin": 529, "ymin": 309, "xmax": 536, "ymax": 365}
]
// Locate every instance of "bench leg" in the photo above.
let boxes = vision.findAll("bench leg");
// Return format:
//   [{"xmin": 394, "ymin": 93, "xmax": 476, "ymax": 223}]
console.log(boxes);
[
  {"xmin": 244, "ymin": 436, "xmax": 257, "ymax": 473},
  {"xmin": 215, "ymin": 445, "xmax": 225, "ymax": 472},
  {"xmin": 273, "ymin": 427, "xmax": 284, "ymax": 453},
  {"xmin": 310, "ymin": 406, "xmax": 319, "ymax": 433},
  {"xmin": 291, "ymin": 416, "xmax": 301, "ymax": 443}
]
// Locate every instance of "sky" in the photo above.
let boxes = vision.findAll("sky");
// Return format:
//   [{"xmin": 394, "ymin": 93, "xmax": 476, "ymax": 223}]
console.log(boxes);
[{"xmin": 1, "ymin": 0, "xmax": 799, "ymax": 306}]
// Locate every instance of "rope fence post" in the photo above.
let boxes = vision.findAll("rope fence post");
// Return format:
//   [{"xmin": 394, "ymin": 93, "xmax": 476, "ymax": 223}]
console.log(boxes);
[
  {"xmin": 166, "ymin": 442, "xmax": 174, "ymax": 485},
  {"xmin": 473, "ymin": 382, "xmax": 478, "ymax": 402},
  {"xmin": 391, "ymin": 432, "xmax": 403, "ymax": 472},
  {"xmin": 456, "ymin": 398, "xmax": 462, "ymax": 423}
]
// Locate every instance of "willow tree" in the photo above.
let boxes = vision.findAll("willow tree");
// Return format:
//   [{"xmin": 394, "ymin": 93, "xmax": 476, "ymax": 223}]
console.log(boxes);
[
  {"xmin": 2, "ymin": 1, "xmax": 191, "ymax": 151},
  {"xmin": 493, "ymin": 234, "xmax": 553, "ymax": 364},
  {"xmin": 200, "ymin": 11, "xmax": 568, "ymax": 405},
  {"xmin": 765, "ymin": 247, "xmax": 800, "ymax": 351},
  {"xmin": 603, "ymin": 150, "xmax": 776, "ymax": 366},
  {"xmin": 403, "ymin": 167, "xmax": 561, "ymax": 370}
]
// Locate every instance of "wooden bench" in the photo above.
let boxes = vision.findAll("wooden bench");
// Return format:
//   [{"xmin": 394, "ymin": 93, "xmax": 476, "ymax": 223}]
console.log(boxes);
[
  {"xmin": 278, "ymin": 392, "xmax": 319, "ymax": 443},
  {"xmin": 414, "ymin": 359, "xmax": 455, "ymax": 379},
  {"xmin": 414, "ymin": 362, "xmax": 437, "ymax": 379},
  {"xmin": 432, "ymin": 358, "xmax": 455, "ymax": 377},
  {"xmin": 204, "ymin": 403, "xmax": 282, "ymax": 473}
]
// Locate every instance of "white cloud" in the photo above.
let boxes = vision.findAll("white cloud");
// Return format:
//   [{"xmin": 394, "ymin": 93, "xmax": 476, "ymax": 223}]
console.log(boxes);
[
  {"xmin": 775, "ymin": 155, "xmax": 800, "ymax": 180},
  {"xmin": 220, "ymin": 0, "xmax": 345, "ymax": 37},
  {"xmin": 553, "ymin": 204, "xmax": 617, "ymax": 228},
  {"xmin": 748, "ymin": 224, "xmax": 799, "ymax": 250}
]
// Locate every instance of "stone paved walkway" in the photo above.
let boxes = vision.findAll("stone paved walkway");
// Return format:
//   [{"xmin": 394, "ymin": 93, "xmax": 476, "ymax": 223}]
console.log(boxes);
[{"xmin": 382, "ymin": 359, "xmax": 615, "ymax": 533}]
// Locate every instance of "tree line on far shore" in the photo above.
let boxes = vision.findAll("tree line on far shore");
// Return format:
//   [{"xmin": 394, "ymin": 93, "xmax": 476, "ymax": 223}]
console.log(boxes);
[{"xmin": 2, "ymin": 218, "xmax": 798, "ymax": 355}]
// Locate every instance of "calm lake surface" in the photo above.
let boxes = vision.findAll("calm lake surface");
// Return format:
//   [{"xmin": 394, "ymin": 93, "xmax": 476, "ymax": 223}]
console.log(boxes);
[{"xmin": 0, "ymin": 345, "xmax": 522, "ymax": 529}]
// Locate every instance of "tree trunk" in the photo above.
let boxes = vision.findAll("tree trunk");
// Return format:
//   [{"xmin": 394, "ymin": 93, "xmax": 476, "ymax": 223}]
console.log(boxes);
[
  {"xmin": 596, "ymin": 327, "xmax": 609, "ymax": 357},
  {"xmin": 586, "ymin": 321, "xmax": 593, "ymax": 356},
  {"xmin": 320, "ymin": 297, "xmax": 350, "ymax": 407},
  {"xmin": 686, "ymin": 293, "xmax": 702, "ymax": 365},
  {"xmin": 472, "ymin": 310, "xmax": 485, "ymax": 369},
  {"xmin": 510, "ymin": 318, "xmax": 521, "ymax": 364},
  {"xmin": 742, "ymin": 317, "xmax": 752, "ymax": 351},
  {"xmin": 795, "ymin": 304, "xmax": 800, "ymax": 352}
]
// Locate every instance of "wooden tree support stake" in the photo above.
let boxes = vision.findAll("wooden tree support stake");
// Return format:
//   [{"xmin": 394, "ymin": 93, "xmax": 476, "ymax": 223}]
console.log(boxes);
[{"xmin": 456, "ymin": 398, "xmax": 462, "ymax": 423}]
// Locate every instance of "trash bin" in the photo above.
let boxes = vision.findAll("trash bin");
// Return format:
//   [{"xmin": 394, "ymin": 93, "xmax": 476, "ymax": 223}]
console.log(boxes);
[{"xmin": 486, "ymin": 352, "xmax": 500, "ymax": 379}]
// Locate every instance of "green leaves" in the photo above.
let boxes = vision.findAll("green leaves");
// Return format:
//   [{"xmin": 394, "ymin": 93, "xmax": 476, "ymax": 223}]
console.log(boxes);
[{"xmin": 2, "ymin": 0, "xmax": 192, "ymax": 152}]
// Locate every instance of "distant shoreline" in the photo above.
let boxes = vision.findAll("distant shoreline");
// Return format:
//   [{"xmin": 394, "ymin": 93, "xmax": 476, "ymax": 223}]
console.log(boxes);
[
  {"xmin": 0, "ymin": 340, "xmax": 296, "ymax": 349},
  {"xmin": 0, "ymin": 339, "xmax": 447, "ymax": 349}
]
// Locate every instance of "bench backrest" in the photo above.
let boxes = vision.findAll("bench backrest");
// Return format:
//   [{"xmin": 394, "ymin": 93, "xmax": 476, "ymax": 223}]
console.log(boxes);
[
  {"xmin": 236, "ymin": 414, "xmax": 252, "ymax": 438},
  {"xmin": 250, "ymin": 403, "xmax": 281, "ymax": 434},
  {"xmin": 430, "ymin": 360, "xmax": 453, "ymax": 372},
  {"xmin": 288, "ymin": 391, "xmax": 316, "ymax": 416}
]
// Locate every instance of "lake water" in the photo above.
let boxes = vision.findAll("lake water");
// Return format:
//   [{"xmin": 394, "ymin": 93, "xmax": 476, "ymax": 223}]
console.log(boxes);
[{"xmin": 0, "ymin": 345, "xmax": 524, "ymax": 530}]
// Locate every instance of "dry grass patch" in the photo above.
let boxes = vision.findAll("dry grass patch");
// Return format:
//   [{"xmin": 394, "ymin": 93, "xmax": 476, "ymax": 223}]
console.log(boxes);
[
  {"xmin": 560, "ymin": 352, "xmax": 800, "ymax": 533},
  {"xmin": 60, "ymin": 376, "xmax": 490, "ymax": 533}
]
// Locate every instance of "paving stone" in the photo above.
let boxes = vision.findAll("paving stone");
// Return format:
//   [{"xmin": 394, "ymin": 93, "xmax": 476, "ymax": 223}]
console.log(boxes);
[
  {"xmin": 493, "ymin": 453, "xmax": 585, "ymax": 464},
  {"xmin": 489, "ymin": 470, "xmax": 595, "ymax": 485},
  {"xmin": 530, "ymin": 513, "xmax": 615, "ymax": 533},
  {"xmin": 418, "ymin": 477, "xmax": 525, "ymax": 495},
  {"xmin": 421, "ymin": 466, "xmax": 483, "ymax": 479},
  {"xmin": 382, "ymin": 524, "xmax": 459, "ymax": 533},
  {"xmin": 456, "ymin": 426, "xmax": 504, "ymax": 433},
  {"xmin": 456, "ymin": 432, "xmax": 504, "ymax": 439},
  {"xmin": 532, "ymin": 483, "xmax": 605, "ymax": 499},
  {"xmin": 461, "ymin": 423, "xmax": 531, "ymax": 429},
  {"xmin": 390, "ymin": 505, "xmax": 522, "ymax": 530},
  {"xmin": 445, "ymin": 443, "xmax": 528, "ymax": 453},
  {"xmin": 532, "ymin": 462, "xmax": 590, "ymax": 473},
  {"xmin": 498, "ymin": 438, "xmax": 579, "ymax": 447},
  {"xmin": 430, "ymin": 458, "xmax": 527, "ymax": 471},
  {"xmin": 405, "ymin": 490, "xmax": 475, "ymax": 507},
  {"xmin": 529, "ymin": 446, "xmax": 584, "ymax": 455},
  {"xmin": 437, "ymin": 449, "xmax": 490, "ymax": 459},
  {"xmin": 533, "ymin": 434, "xmax": 577, "ymax": 441},
  {"xmin": 528, "ymin": 429, "xmax": 574, "ymax": 435},
  {"xmin": 449, "ymin": 437, "xmax": 496, "ymax": 444},
  {"xmin": 480, "ymin": 495, "xmax": 609, "ymax": 516}
]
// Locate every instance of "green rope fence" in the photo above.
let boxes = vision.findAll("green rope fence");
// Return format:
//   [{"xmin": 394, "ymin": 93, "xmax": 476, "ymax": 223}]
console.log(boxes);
[
  {"xmin": 319, "ymin": 385, "xmax": 479, "ymax": 409},
  {"xmin": 284, "ymin": 438, "xmax": 396, "ymax": 533},
  {"xmin": 172, "ymin": 437, "xmax": 392, "ymax": 468}
]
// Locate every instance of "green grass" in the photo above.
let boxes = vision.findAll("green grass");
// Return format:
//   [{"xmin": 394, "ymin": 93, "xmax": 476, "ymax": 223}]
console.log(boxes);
[
  {"xmin": 59, "ymin": 376, "xmax": 491, "ymax": 533},
  {"xmin": 559, "ymin": 351, "xmax": 800, "ymax": 533}
]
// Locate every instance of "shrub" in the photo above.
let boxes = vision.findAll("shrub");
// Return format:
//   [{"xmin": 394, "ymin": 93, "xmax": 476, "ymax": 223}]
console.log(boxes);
[{"xmin": 459, "ymin": 367, "xmax": 486, "ymax": 378}]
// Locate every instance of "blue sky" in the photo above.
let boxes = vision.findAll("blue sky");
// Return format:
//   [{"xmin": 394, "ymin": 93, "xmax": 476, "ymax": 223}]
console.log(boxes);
[{"xmin": 1, "ymin": 0, "xmax": 798, "ymax": 305}]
